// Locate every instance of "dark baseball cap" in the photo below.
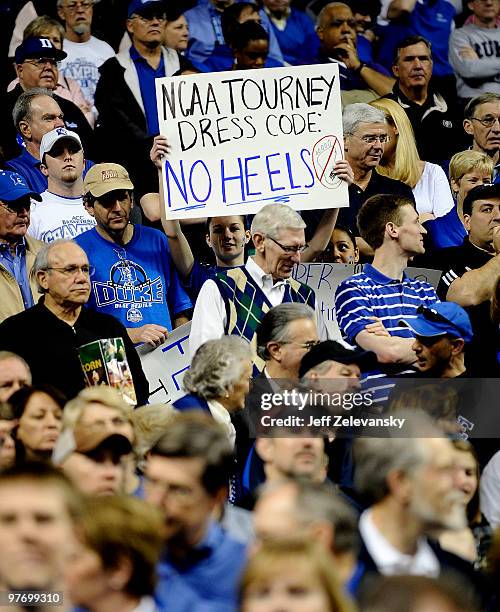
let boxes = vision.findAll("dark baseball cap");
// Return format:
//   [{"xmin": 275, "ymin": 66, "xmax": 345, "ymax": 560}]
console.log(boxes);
[
  {"xmin": 15, "ymin": 37, "xmax": 67, "ymax": 64},
  {"xmin": 127, "ymin": 0, "xmax": 165, "ymax": 18},
  {"xmin": 299, "ymin": 340, "xmax": 377, "ymax": 377},
  {"xmin": 462, "ymin": 183, "xmax": 500, "ymax": 217},
  {"xmin": 400, "ymin": 303, "xmax": 473, "ymax": 343}
]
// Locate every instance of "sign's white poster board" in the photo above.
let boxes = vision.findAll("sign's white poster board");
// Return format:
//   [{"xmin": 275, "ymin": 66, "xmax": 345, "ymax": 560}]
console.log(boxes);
[
  {"xmin": 138, "ymin": 322, "xmax": 191, "ymax": 404},
  {"xmin": 292, "ymin": 263, "xmax": 442, "ymax": 340},
  {"xmin": 156, "ymin": 64, "xmax": 348, "ymax": 219}
]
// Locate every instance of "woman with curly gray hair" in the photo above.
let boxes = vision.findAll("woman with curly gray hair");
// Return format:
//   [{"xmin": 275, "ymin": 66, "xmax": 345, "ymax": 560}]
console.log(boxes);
[{"xmin": 173, "ymin": 336, "xmax": 253, "ymax": 447}]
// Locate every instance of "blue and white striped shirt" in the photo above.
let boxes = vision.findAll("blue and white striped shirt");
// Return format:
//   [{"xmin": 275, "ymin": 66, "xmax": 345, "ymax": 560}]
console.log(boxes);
[{"xmin": 335, "ymin": 264, "xmax": 439, "ymax": 402}]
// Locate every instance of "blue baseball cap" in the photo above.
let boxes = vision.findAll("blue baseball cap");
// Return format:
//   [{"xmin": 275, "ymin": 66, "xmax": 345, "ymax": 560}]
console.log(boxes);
[
  {"xmin": 15, "ymin": 37, "xmax": 67, "ymax": 64},
  {"xmin": 127, "ymin": 0, "xmax": 165, "ymax": 18},
  {"xmin": 400, "ymin": 303, "xmax": 473, "ymax": 343},
  {"xmin": 0, "ymin": 170, "xmax": 41, "ymax": 203}
]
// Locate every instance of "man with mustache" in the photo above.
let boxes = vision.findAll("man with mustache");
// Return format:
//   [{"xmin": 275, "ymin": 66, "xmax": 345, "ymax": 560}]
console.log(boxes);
[
  {"xmin": 384, "ymin": 35, "xmax": 464, "ymax": 166},
  {"xmin": 0, "ymin": 170, "xmax": 43, "ymax": 323},
  {"xmin": 75, "ymin": 163, "xmax": 191, "ymax": 348},
  {"xmin": 28, "ymin": 127, "xmax": 95, "ymax": 242}
]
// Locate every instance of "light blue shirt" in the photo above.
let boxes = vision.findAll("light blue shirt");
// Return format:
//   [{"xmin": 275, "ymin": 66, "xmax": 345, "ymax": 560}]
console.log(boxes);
[{"xmin": 0, "ymin": 239, "xmax": 34, "ymax": 310}]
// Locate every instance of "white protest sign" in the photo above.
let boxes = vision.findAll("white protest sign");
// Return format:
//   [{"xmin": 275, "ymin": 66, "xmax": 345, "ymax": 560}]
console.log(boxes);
[
  {"xmin": 156, "ymin": 64, "xmax": 348, "ymax": 220},
  {"xmin": 138, "ymin": 322, "xmax": 191, "ymax": 404},
  {"xmin": 292, "ymin": 263, "xmax": 442, "ymax": 340}
]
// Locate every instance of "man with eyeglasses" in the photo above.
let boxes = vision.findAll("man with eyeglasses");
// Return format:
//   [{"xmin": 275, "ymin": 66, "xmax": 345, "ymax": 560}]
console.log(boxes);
[
  {"xmin": 432, "ymin": 183, "xmax": 500, "ymax": 376},
  {"xmin": 340, "ymin": 103, "xmax": 416, "ymax": 252},
  {"xmin": 189, "ymin": 203, "xmax": 329, "ymax": 369},
  {"xmin": 28, "ymin": 127, "xmax": 96, "ymax": 242},
  {"xmin": 57, "ymin": 0, "xmax": 114, "ymax": 111},
  {"xmin": 383, "ymin": 35, "xmax": 465, "ymax": 166},
  {"xmin": 94, "ymin": 0, "xmax": 192, "ymax": 189},
  {"xmin": 0, "ymin": 170, "xmax": 43, "ymax": 323},
  {"xmin": 449, "ymin": 0, "xmax": 500, "ymax": 102},
  {"xmin": 314, "ymin": 2, "xmax": 394, "ymax": 103},
  {"xmin": 0, "ymin": 239, "xmax": 149, "ymax": 403},
  {"xmin": 464, "ymin": 94, "xmax": 500, "ymax": 184},
  {"xmin": 1, "ymin": 37, "xmax": 95, "ymax": 163}
]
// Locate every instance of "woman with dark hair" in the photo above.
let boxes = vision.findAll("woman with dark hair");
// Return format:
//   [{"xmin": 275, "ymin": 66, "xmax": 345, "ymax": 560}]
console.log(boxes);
[
  {"xmin": 439, "ymin": 439, "xmax": 492, "ymax": 568},
  {"xmin": 9, "ymin": 384, "xmax": 65, "ymax": 463},
  {"xmin": 321, "ymin": 225, "xmax": 360, "ymax": 264},
  {"xmin": 164, "ymin": 5, "xmax": 189, "ymax": 53}
]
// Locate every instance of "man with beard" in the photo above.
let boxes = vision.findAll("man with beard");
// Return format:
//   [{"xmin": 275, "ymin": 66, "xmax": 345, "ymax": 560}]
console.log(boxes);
[
  {"xmin": 57, "ymin": 0, "xmax": 114, "ymax": 109},
  {"xmin": 28, "ymin": 127, "xmax": 95, "ymax": 242},
  {"xmin": 144, "ymin": 413, "xmax": 246, "ymax": 612},
  {"xmin": 353, "ymin": 422, "xmax": 486, "ymax": 600}
]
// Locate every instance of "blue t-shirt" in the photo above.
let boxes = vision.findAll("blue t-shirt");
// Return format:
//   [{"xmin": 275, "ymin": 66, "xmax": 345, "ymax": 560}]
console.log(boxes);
[
  {"xmin": 129, "ymin": 45, "xmax": 165, "ymax": 136},
  {"xmin": 74, "ymin": 225, "xmax": 192, "ymax": 331}
]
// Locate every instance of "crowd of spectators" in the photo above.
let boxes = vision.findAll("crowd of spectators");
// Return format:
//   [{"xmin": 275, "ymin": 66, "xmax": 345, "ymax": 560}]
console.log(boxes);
[{"xmin": 2, "ymin": 0, "xmax": 500, "ymax": 610}]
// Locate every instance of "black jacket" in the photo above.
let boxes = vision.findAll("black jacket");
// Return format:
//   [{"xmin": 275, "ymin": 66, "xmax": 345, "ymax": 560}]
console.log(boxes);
[{"xmin": 0, "ymin": 299, "xmax": 149, "ymax": 405}]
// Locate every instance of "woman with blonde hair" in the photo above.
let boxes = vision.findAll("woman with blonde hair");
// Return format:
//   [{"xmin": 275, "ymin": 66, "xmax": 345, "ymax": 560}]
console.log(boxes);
[
  {"xmin": 370, "ymin": 98, "xmax": 455, "ymax": 222},
  {"xmin": 239, "ymin": 538, "xmax": 355, "ymax": 612}
]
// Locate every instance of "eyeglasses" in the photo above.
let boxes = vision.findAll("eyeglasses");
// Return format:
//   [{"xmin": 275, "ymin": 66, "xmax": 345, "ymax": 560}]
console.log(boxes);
[
  {"xmin": 45, "ymin": 264, "xmax": 95, "ymax": 277},
  {"xmin": 266, "ymin": 235, "xmax": 308, "ymax": 254},
  {"xmin": 351, "ymin": 134, "xmax": 391, "ymax": 144},
  {"xmin": 61, "ymin": 0, "xmax": 93, "ymax": 10},
  {"xmin": 470, "ymin": 116, "xmax": 500, "ymax": 128},
  {"xmin": 23, "ymin": 57, "xmax": 60, "ymax": 68},
  {"xmin": 279, "ymin": 340, "xmax": 321, "ymax": 350},
  {"xmin": 416, "ymin": 305, "xmax": 451, "ymax": 325},
  {"xmin": 0, "ymin": 201, "xmax": 30, "ymax": 214},
  {"xmin": 131, "ymin": 12, "xmax": 167, "ymax": 22}
]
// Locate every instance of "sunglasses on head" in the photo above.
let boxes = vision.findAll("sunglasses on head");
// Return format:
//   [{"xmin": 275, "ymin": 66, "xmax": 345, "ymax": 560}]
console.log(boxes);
[{"xmin": 416, "ymin": 305, "xmax": 450, "ymax": 325}]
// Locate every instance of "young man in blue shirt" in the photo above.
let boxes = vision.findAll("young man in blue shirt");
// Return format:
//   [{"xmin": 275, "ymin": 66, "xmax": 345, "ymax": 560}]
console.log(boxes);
[{"xmin": 75, "ymin": 162, "xmax": 191, "ymax": 348}]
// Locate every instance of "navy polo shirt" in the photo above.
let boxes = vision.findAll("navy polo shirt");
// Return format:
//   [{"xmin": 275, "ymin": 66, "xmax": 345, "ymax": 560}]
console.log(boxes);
[{"xmin": 129, "ymin": 45, "xmax": 165, "ymax": 136}]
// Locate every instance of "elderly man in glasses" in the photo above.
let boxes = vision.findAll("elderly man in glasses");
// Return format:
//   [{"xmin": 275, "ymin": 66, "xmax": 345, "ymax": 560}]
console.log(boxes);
[
  {"xmin": 340, "ymin": 103, "xmax": 416, "ymax": 255},
  {"xmin": 189, "ymin": 203, "xmax": 329, "ymax": 371},
  {"xmin": 463, "ymin": 94, "xmax": 500, "ymax": 185},
  {"xmin": 0, "ymin": 239, "xmax": 149, "ymax": 403},
  {"xmin": 1, "ymin": 37, "xmax": 94, "ymax": 163},
  {"xmin": 0, "ymin": 170, "xmax": 43, "ymax": 323}
]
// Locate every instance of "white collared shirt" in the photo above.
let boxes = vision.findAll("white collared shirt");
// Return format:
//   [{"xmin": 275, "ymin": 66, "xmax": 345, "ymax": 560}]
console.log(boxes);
[
  {"xmin": 207, "ymin": 399, "xmax": 236, "ymax": 448},
  {"xmin": 189, "ymin": 257, "xmax": 328, "ymax": 356},
  {"xmin": 359, "ymin": 509, "xmax": 440, "ymax": 577}
]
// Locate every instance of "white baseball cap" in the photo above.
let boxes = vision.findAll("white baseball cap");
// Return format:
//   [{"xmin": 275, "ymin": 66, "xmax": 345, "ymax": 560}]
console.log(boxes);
[{"xmin": 40, "ymin": 127, "xmax": 83, "ymax": 161}]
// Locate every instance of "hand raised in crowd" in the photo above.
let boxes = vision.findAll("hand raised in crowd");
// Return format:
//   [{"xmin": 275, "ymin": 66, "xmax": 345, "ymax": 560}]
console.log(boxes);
[
  {"xmin": 365, "ymin": 317, "xmax": 390, "ymax": 337},
  {"xmin": 332, "ymin": 159, "xmax": 354, "ymax": 185},
  {"xmin": 150, "ymin": 135, "xmax": 170, "ymax": 169},
  {"xmin": 128, "ymin": 324, "xmax": 169, "ymax": 348}
]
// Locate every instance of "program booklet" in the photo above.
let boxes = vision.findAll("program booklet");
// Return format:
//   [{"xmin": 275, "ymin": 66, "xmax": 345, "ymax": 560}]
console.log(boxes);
[{"xmin": 78, "ymin": 337, "xmax": 137, "ymax": 405}]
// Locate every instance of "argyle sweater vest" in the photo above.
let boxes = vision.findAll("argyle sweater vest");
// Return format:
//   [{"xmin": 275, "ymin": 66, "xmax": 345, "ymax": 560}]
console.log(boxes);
[{"xmin": 214, "ymin": 266, "xmax": 316, "ymax": 373}]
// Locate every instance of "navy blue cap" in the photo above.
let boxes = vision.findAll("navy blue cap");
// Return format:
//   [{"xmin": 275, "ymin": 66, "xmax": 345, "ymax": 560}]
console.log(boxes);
[
  {"xmin": 0, "ymin": 170, "xmax": 41, "ymax": 203},
  {"xmin": 15, "ymin": 37, "xmax": 67, "ymax": 64},
  {"xmin": 400, "ymin": 302, "xmax": 473, "ymax": 343},
  {"xmin": 299, "ymin": 340, "xmax": 377, "ymax": 377},
  {"xmin": 127, "ymin": 0, "xmax": 164, "ymax": 18}
]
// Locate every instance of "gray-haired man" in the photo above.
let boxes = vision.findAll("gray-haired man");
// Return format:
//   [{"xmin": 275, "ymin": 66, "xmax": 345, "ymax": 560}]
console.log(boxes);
[
  {"xmin": 0, "ymin": 239, "xmax": 148, "ymax": 403},
  {"xmin": 189, "ymin": 203, "xmax": 328, "ymax": 371}
]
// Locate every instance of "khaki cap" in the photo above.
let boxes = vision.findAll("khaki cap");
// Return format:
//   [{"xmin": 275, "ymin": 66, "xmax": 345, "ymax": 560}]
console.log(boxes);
[{"xmin": 84, "ymin": 163, "xmax": 134, "ymax": 198}]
